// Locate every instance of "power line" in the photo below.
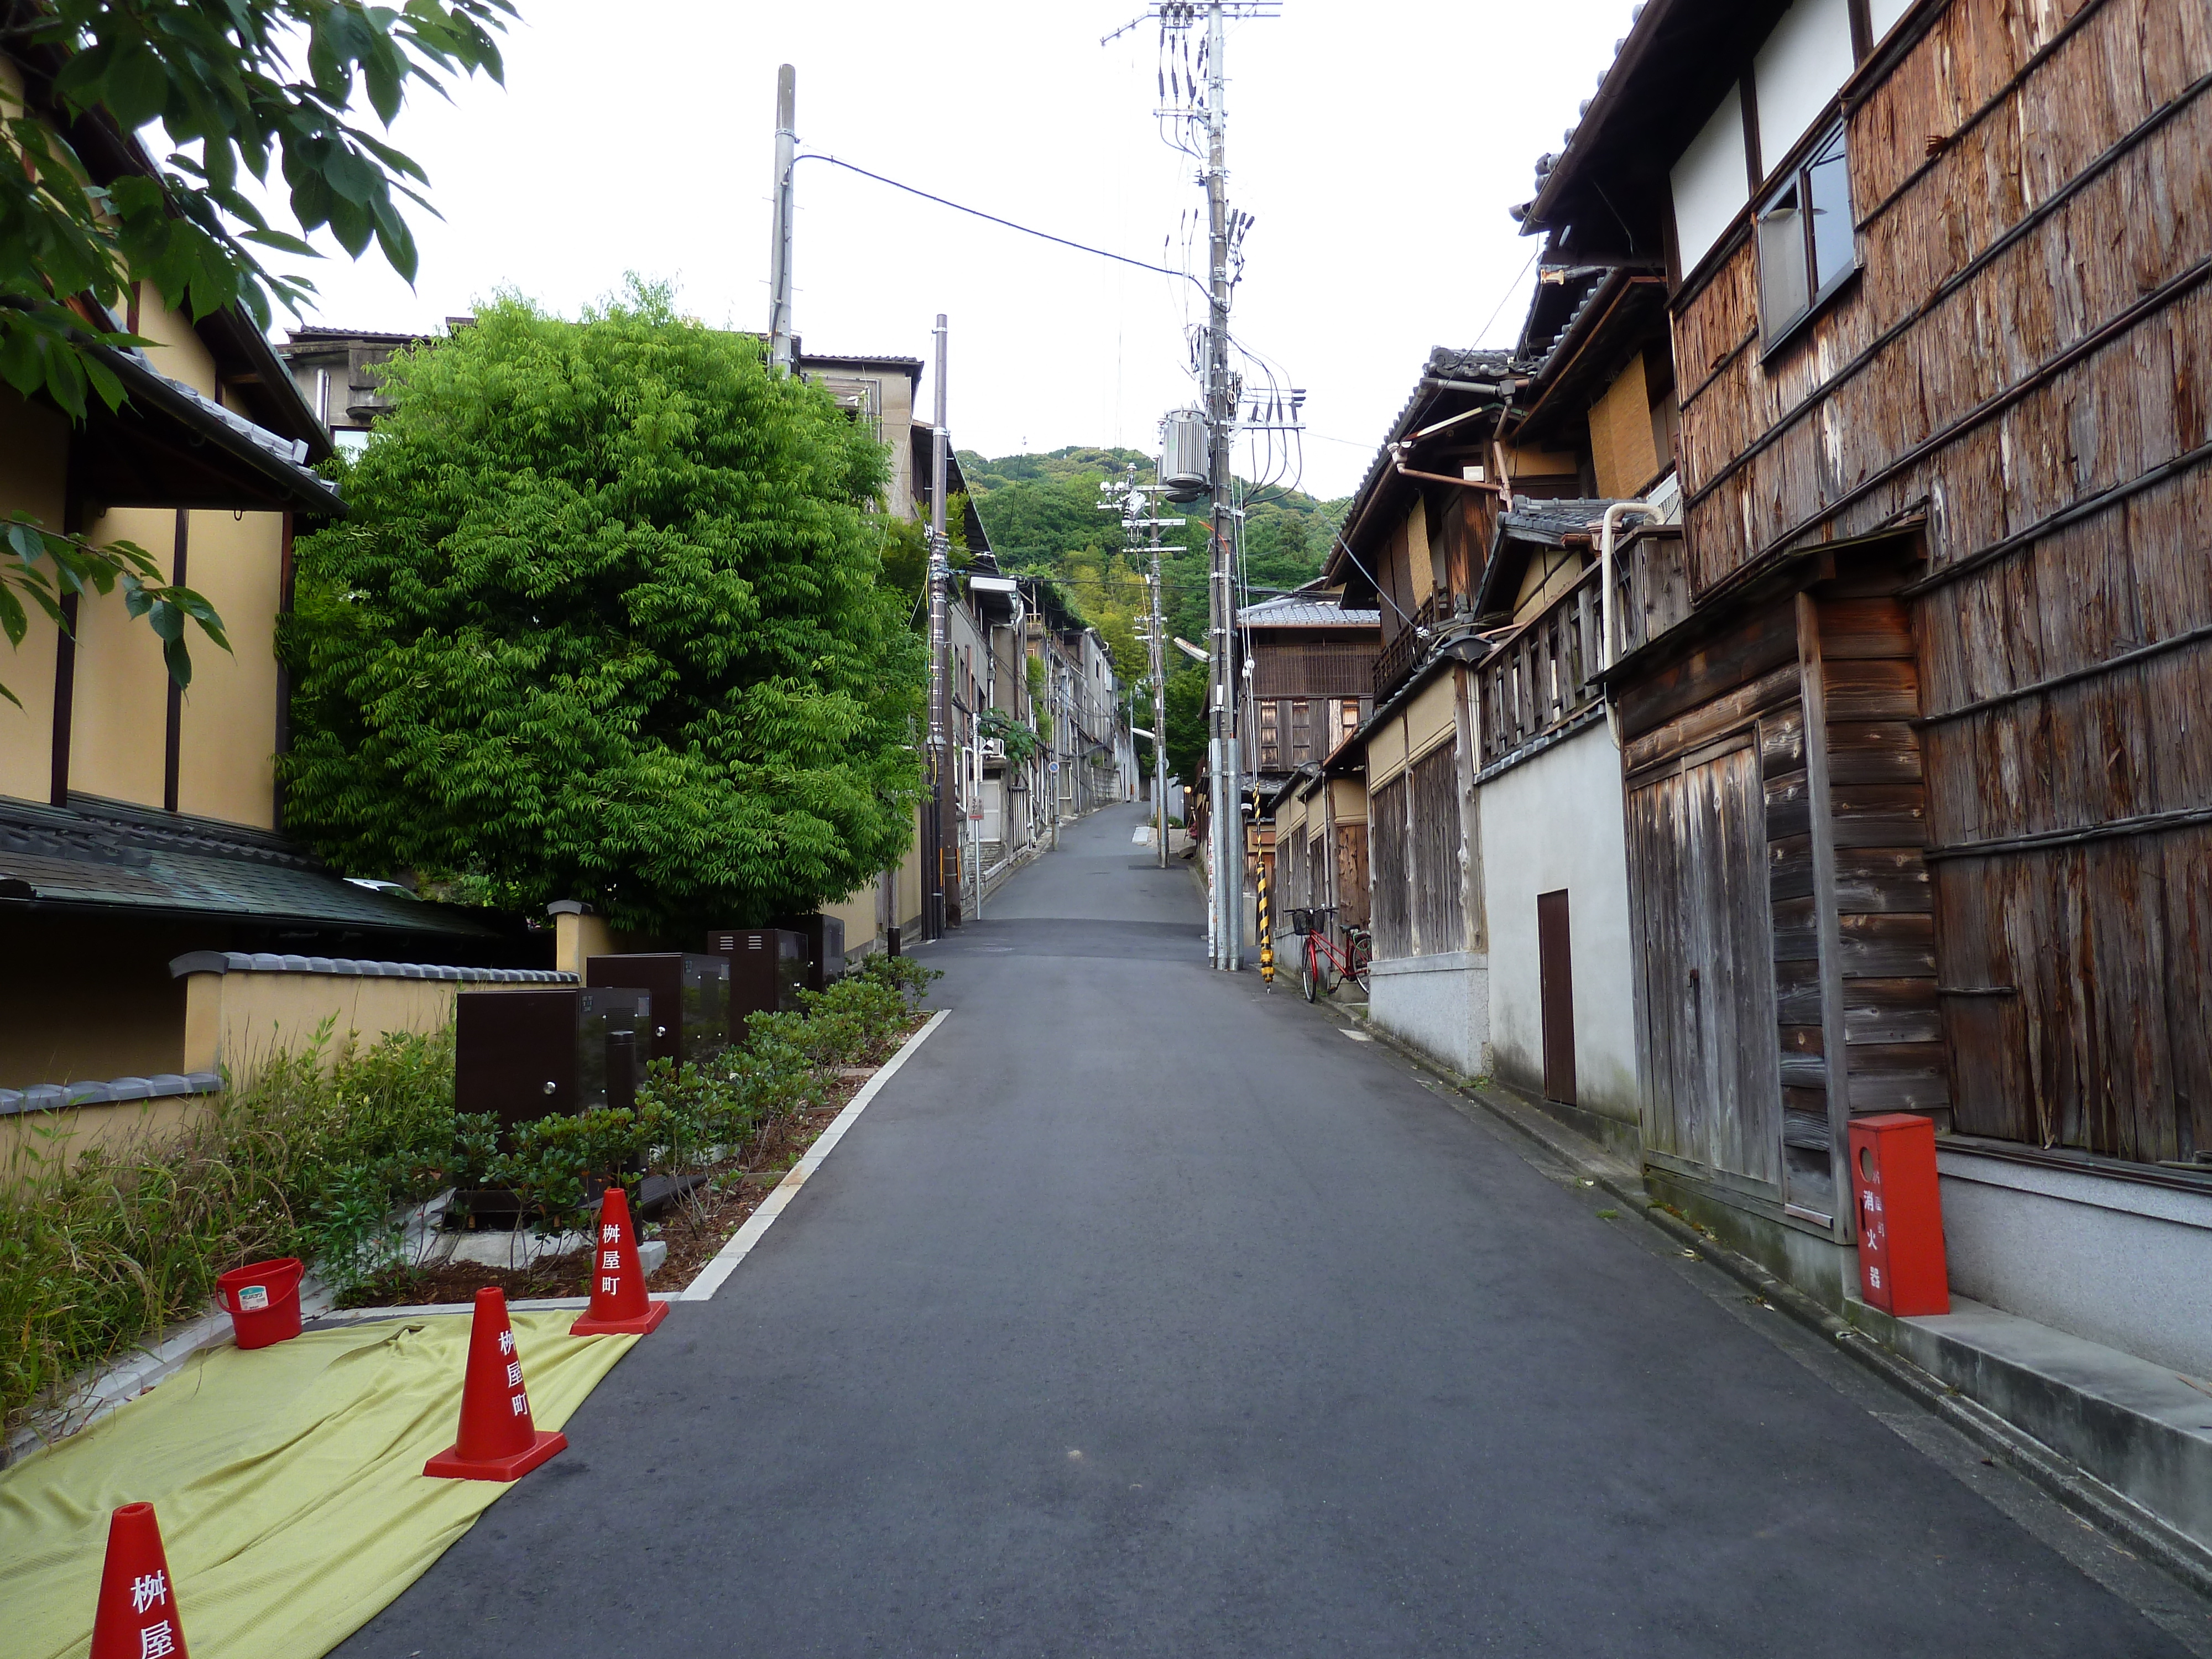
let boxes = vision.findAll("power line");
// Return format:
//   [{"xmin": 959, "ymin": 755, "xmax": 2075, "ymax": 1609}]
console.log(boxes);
[{"xmin": 794, "ymin": 154, "xmax": 1211, "ymax": 302}]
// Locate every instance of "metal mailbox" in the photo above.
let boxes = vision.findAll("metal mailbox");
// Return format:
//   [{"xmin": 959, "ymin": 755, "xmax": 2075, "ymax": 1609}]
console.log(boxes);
[
  {"xmin": 585, "ymin": 952, "xmax": 731, "ymax": 1067},
  {"xmin": 455, "ymin": 985, "xmax": 651, "ymax": 1138},
  {"xmin": 705, "ymin": 927, "xmax": 807, "ymax": 1027},
  {"xmin": 1848, "ymin": 1112, "xmax": 1950, "ymax": 1317}
]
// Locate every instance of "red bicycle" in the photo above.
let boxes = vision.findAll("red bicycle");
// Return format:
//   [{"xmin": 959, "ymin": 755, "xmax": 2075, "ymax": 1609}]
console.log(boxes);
[{"xmin": 1291, "ymin": 906, "xmax": 1371, "ymax": 1002}]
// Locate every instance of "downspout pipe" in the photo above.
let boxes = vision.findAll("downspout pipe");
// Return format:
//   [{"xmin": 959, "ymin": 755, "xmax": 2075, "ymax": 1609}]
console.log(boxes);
[{"xmin": 1599, "ymin": 500, "xmax": 1653, "ymax": 750}]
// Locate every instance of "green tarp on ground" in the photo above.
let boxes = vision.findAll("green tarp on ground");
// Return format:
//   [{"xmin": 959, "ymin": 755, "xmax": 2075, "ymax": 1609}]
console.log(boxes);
[{"xmin": 1, "ymin": 1312, "xmax": 637, "ymax": 1659}]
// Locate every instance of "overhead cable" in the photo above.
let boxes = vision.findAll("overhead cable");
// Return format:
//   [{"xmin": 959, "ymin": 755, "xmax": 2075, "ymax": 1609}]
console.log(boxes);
[{"xmin": 793, "ymin": 154, "xmax": 1211, "ymax": 302}]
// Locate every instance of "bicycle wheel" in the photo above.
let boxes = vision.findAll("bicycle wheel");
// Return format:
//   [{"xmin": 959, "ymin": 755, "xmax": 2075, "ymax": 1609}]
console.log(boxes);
[
  {"xmin": 1348, "ymin": 931, "xmax": 1372, "ymax": 993},
  {"xmin": 1301, "ymin": 937, "xmax": 1320, "ymax": 1003}
]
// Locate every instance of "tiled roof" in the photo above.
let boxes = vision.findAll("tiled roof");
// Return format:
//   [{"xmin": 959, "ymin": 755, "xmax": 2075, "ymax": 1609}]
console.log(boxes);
[
  {"xmin": 0, "ymin": 799, "xmax": 502, "ymax": 936},
  {"xmin": 1238, "ymin": 594, "xmax": 1380, "ymax": 627},
  {"xmin": 1511, "ymin": 2, "xmax": 1652, "ymax": 224},
  {"xmin": 1332, "ymin": 346, "xmax": 1531, "ymax": 570},
  {"xmin": 1498, "ymin": 497, "xmax": 1619, "ymax": 546}
]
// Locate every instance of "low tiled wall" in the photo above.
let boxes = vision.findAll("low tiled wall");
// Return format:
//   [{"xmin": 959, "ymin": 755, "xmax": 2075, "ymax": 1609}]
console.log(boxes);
[
  {"xmin": 2, "ymin": 956, "xmax": 573, "ymax": 1171},
  {"xmin": 171, "ymin": 952, "xmax": 573, "ymax": 1081}
]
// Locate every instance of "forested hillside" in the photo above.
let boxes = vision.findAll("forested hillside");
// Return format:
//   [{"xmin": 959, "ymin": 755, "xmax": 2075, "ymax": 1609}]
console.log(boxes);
[{"xmin": 958, "ymin": 446, "xmax": 1348, "ymax": 677}]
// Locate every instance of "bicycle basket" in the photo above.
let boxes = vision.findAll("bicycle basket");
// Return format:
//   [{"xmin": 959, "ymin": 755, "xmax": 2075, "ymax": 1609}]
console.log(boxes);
[{"xmin": 1289, "ymin": 907, "xmax": 1317, "ymax": 936}]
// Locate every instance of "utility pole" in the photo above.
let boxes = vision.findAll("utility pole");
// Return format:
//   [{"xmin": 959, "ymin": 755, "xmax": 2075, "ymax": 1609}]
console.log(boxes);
[
  {"xmin": 1149, "ymin": 508, "xmax": 1170, "ymax": 869},
  {"xmin": 925, "ymin": 314, "xmax": 950, "ymax": 940},
  {"xmin": 768, "ymin": 65, "xmax": 796, "ymax": 375},
  {"xmin": 1202, "ymin": 0, "xmax": 1242, "ymax": 971}
]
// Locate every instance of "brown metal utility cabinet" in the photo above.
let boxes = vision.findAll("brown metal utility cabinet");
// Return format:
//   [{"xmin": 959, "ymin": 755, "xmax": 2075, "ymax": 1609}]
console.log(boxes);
[
  {"xmin": 705, "ymin": 928, "xmax": 808, "ymax": 1027},
  {"xmin": 766, "ymin": 912, "xmax": 847, "ymax": 993},
  {"xmin": 455, "ymin": 985, "xmax": 652, "ymax": 1139},
  {"xmin": 584, "ymin": 953, "xmax": 732, "ymax": 1067}
]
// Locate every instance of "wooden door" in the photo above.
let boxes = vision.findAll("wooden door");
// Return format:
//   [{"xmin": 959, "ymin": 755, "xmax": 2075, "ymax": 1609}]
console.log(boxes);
[
  {"xmin": 1629, "ymin": 741, "xmax": 1784, "ymax": 1190},
  {"xmin": 1538, "ymin": 889, "xmax": 1576, "ymax": 1104},
  {"xmin": 1335, "ymin": 822, "xmax": 1369, "ymax": 928}
]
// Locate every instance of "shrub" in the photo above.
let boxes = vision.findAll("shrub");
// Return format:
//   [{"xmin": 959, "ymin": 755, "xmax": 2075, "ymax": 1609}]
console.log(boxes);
[{"xmin": 0, "ymin": 1023, "xmax": 459, "ymax": 1434}]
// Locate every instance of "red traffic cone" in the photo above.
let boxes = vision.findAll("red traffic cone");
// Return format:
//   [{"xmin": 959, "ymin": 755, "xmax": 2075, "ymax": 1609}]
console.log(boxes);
[
  {"xmin": 423, "ymin": 1287, "xmax": 567, "ymax": 1481},
  {"xmin": 90, "ymin": 1502, "xmax": 188, "ymax": 1659},
  {"xmin": 571, "ymin": 1185, "xmax": 669, "ymax": 1336}
]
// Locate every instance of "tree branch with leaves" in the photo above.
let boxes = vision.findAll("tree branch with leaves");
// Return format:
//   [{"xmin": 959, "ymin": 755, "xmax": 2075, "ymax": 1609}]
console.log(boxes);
[{"xmin": 1, "ymin": 0, "xmax": 513, "ymax": 700}]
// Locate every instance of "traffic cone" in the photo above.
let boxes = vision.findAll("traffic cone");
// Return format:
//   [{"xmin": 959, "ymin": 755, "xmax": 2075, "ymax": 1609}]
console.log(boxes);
[
  {"xmin": 90, "ymin": 1502, "xmax": 188, "ymax": 1659},
  {"xmin": 570, "ymin": 1185, "xmax": 669, "ymax": 1336},
  {"xmin": 423, "ymin": 1287, "xmax": 567, "ymax": 1481}
]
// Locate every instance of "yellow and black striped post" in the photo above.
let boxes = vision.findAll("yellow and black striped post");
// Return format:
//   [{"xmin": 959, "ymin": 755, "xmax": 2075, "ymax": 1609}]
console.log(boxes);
[{"xmin": 1257, "ymin": 853, "xmax": 1274, "ymax": 986}]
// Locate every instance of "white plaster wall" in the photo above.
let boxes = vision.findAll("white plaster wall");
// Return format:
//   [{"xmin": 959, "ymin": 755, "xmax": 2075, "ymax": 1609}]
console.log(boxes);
[
  {"xmin": 1478, "ymin": 724, "xmax": 1639, "ymax": 1125},
  {"xmin": 1670, "ymin": 81, "xmax": 1749, "ymax": 271},
  {"xmin": 1752, "ymin": 0, "xmax": 1855, "ymax": 166},
  {"xmin": 1368, "ymin": 952, "xmax": 1488, "ymax": 1078},
  {"xmin": 1867, "ymin": 0, "xmax": 1913, "ymax": 40},
  {"xmin": 1937, "ymin": 1151, "xmax": 2212, "ymax": 1380}
]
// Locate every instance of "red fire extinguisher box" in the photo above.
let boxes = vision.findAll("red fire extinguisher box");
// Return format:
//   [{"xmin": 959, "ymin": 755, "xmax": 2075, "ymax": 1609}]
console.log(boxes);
[{"xmin": 1849, "ymin": 1113, "xmax": 1950, "ymax": 1317}]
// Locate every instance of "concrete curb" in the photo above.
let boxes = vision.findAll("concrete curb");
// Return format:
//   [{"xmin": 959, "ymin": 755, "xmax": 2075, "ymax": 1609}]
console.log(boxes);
[
  {"xmin": 682, "ymin": 1008, "xmax": 949, "ymax": 1301},
  {"xmin": 1332, "ymin": 1004, "xmax": 2212, "ymax": 1602},
  {"xmin": 3, "ymin": 1014, "xmax": 952, "ymax": 1462}
]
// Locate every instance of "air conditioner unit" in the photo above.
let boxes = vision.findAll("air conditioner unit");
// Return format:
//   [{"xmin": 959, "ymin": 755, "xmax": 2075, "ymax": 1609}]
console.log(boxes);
[
  {"xmin": 982, "ymin": 738, "xmax": 1007, "ymax": 760},
  {"xmin": 1159, "ymin": 409, "xmax": 1210, "ymax": 502}
]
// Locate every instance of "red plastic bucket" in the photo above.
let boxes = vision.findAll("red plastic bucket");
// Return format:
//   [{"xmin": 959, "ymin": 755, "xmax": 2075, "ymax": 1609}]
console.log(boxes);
[{"xmin": 217, "ymin": 1257, "xmax": 305, "ymax": 1349}]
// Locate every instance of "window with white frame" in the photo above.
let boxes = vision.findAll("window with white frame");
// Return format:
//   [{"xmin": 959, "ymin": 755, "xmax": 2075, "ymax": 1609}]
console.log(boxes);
[{"xmin": 1755, "ymin": 122, "xmax": 1855, "ymax": 342}]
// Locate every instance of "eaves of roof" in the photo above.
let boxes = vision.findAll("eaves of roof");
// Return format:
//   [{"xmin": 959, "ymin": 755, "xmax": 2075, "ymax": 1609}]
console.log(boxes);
[
  {"xmin": 1517, "ymin": 0, "xmax": 1789, "ymax": 238},
  {"xmin": 93, "ymin": 343, "xmax": 345, "ymax": 517},
  {"xmin": 0, "ymin": 797, "xmax": 498, "ymax": 937},
  {"xmin": 14, "ymin": 72, "xmax": 334, "ymax": 460},
  {"xmin": 1235, "ymin": 598, "xmax": 1381, "ymax": 628},
  {"xmin": 1321, "ymin": 346, "xmax": 1527, "ymax": 589},
  {"xmin": 1333, "ymin": 632, "xmax": 1491, "ymax": 768}
]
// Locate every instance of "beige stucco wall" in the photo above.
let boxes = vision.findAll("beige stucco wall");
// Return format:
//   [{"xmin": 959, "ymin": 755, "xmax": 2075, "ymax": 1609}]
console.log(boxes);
[
  {"xmin": 1366, "ymin": 714, "xmax": 1407, "ymax": 787},
  {"xmin": 67, "ymin": 505, "xmax": 175, "ymax": 808},
  {"xmin": 1, "ymin": 1093, "xmax": 217, "ymax": 1180},
  {"xmin": 553, "ymin": 910, "xmax": 625, "ymax": 975},
  {"xmin": 133, "ymin": 288, "xmax": 221, "ymax": 399},
  {"xmin": 1368, "ymin": 674, "xmax": 1457, "ymax": 790},
  {"xmin": 0, "ymin": 394, "xmax": 70, "ymax": 801},
  {"xmin": 180, "ymin": 969, "xmax": 491, "ymax": 1079},
  {"xmin": 175, "ymin": 508, "xmax": 285, "ymax": 826},
  {"xmin": 1405, "ymin": 674, "xmax": 1457, "ymax": 763},
  {"xmin": 1512, "ymin": 547, "xmax": 1589, "ymax": 624},
  {"xmin": 1499, "ymin": 441, "xmax": 1580, "ymax": 481}
]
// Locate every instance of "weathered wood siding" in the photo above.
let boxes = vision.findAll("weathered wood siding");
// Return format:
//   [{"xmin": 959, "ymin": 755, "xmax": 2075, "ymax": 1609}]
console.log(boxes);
[
  {"xmin": 1667, "ymin": 0, "xmax": 2212, "ymax": 1166},
  {"xmin": 1623, "ymin": 605, "xmax": 1799, "ymax": 1206},
  {"xmin": 1368, "ymin": 775, "xmax": 1410, "ymax": 959},
  {"xmin": 1410, "ymin": 740, "xmax": 1466, "ymax": 954}
]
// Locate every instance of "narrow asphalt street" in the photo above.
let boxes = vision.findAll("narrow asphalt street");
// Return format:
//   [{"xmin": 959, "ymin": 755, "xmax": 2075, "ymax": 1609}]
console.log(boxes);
[{"xmin": 341, "ymin": 804, "xmax": 2208, "ymax": 1657}]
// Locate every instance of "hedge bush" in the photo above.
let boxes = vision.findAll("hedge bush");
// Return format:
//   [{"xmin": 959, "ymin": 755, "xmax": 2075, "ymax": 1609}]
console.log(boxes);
[{"xmin": 0, "ymin": 953, "xmax": 938, "ymax": 1436}]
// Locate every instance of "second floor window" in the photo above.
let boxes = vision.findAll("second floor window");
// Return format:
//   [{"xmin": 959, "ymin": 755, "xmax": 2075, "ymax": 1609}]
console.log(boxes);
[{"xmin": 1756, "ymin": 122, "xmax": 1855, "ymax": 345}]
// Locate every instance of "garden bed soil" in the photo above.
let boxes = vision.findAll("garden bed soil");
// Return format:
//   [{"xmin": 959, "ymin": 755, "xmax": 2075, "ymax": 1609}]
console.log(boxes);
[{"xmin": 336, "ymin": 1036, "xmax": 917, "ymax": 1310}]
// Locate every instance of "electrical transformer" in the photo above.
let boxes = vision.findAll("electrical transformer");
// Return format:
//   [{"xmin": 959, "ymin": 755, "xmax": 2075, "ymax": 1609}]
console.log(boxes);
[{"xmin": 1159, "ymin": 409, "xmax": 1211, "ymax": 502}]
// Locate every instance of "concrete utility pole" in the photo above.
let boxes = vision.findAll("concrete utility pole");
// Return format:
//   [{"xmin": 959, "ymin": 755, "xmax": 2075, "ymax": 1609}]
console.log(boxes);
[
  {"xmin": 1149, "ymin": 511, "xmax": 1170, "ymax": 869},
  {"xmin": 768, "ymin": 65, "xmax": 796, "ymax": 375},
  {"xmin": 1203, "ymin": 0, "xmax": 1241, "ymax": 970},
  {"xmin": 925, "ymin": 314, "xmax": 951, "ymax": 940}
]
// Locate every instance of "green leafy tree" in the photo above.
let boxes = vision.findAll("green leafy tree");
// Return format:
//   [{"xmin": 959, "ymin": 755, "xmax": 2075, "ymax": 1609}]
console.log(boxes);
[
  {"xmin": 280, "ymin": 283, "xmax": 926, "ymax": 932},
  {"xmin": 1161, "ymin": 661, "xmax": 1208, "ymax": 790},
  {"xmin": 1, "ymin": 0, "xmax": 512, "ymax": 699}
]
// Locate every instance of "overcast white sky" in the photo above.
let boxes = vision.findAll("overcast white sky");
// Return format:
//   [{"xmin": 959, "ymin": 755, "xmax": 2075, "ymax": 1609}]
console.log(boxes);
[{"xmin": 281, "ymin": 0, "xmax": 1635, "ymax": 500}]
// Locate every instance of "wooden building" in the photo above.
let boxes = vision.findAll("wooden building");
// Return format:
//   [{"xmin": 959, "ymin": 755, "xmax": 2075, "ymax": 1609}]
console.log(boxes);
[
  {"xmin": 1521, "ymin": 0, "xmax": 2211, "ymax": 1373},
  {"xmin": 1237, "ymin": 583, "xmax": 1378, "ymax": 792}
]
